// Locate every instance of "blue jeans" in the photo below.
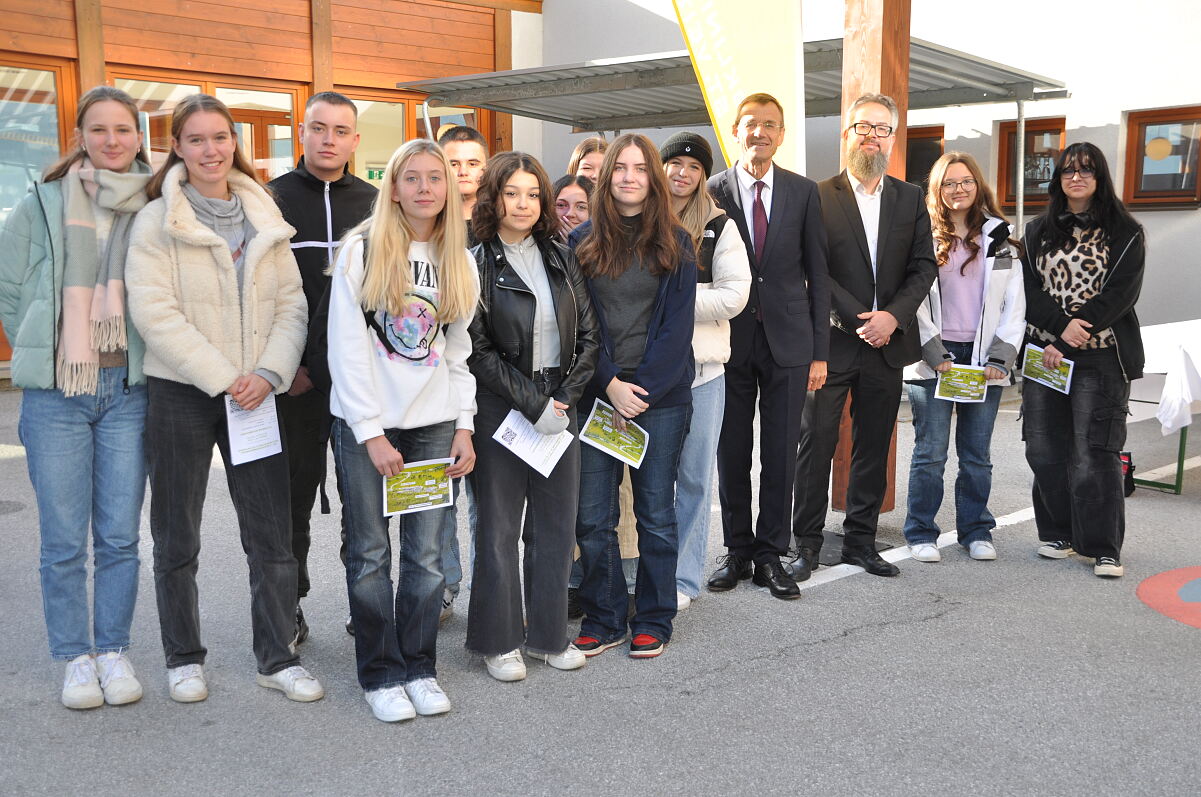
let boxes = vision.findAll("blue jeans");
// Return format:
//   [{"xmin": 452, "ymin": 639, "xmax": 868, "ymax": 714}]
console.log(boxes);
[
  {"xmin": 333, "ymin": 418, "xmax": 452, "ymax": 691},
  {"xmin": 903, "ymin": 341, "xmax": 1003, "ymax": 546},
  {"xmin": 576, "ymin": 401, "xmax": 691, "ymax": 643},
  {"xmin": 675, "ymin": 374, "xmax": 724, "ymax": 598},
  {"xmin": 19, "ymin": 367, "xmax": 147, "ymax": 660},
  {"xmin": 438, "ymin": 477, "xmax": 476, "ymax": 596}
]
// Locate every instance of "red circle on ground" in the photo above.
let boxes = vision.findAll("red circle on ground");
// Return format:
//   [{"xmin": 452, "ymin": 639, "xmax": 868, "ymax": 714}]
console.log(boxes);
[{"xmin": 1136, "ymin": 566, "xmax": 1201, "ymax": 629}]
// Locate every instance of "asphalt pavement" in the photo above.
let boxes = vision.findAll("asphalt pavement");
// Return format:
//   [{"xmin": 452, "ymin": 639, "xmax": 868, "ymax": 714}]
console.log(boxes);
[{"xmin": 1, "ymin": 384, "xmax": 1199, "ymax": 796}]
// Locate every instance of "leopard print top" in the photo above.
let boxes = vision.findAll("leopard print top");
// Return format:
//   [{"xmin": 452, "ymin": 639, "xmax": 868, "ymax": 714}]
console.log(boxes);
[{"xmin": 1028, "ymin": 226, "xmax": 1116, "ymax": 349}]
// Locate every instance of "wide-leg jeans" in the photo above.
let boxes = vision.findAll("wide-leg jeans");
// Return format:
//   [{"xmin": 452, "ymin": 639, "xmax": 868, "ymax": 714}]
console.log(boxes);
[
  {"xmin": 674, "ymin": 375, "xmax": 724, "ymax": 598},
  {"xmin": 145, "ymin": 377, "xmax": 299, "ymax": 676},
  {"xmin": 333, "ymin": 418, "xmax": 452, "ymax": 691}
]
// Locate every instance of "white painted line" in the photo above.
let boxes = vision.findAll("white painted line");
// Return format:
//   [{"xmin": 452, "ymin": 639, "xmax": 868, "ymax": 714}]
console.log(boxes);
[{"xmin": 797, "ymin": 455, "xmax": 1198, "ymax": 591}]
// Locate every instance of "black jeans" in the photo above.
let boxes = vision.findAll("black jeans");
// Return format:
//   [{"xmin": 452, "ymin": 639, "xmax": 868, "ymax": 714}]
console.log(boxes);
[
  {"xmin": 1022, "ymin": 347, "xmax": 1129, "ymax": 559},
  {"xmin": 466, "ymin": 393, "xmax": 579, "ymax": 657},
  {"xmin": 277, "ymin": 388, "xmax": 347, "ymax": 601},
  {"xmin": 794, "ymin": 343, "xmax": 903, "ymax": 553},
  {"xmin": 145, "ymin": 377, "xmax": 299, "ymax": 675}
]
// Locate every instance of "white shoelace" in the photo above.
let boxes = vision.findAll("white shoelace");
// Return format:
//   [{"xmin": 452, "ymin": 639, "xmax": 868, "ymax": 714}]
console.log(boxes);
[
  {"xmin": 492, "ymin": 650, "xmax": 522, "ymax": 665},
  {"xmin": 276, "ymin": 666, "xmax": 314, "ymax": 686},
  {"xmin": 408, "ymin": 677, "xmax": 444, "ymax": 698},
  {"xmin": 65, "ymin": 656, "xmax": 96, "ymax": 687},
  {"xmin": 170, "ymin": 664, "xmax": 203, "ymax": 685},
  {"xmin": 97, "ymin": 654, "xmax": 134, "ymax": 688}
]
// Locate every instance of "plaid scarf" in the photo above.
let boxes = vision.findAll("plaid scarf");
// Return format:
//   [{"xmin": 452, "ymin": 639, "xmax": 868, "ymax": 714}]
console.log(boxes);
[{"xmin": 59, "ymin": 157, "xmax": 151, "ymax": 396}]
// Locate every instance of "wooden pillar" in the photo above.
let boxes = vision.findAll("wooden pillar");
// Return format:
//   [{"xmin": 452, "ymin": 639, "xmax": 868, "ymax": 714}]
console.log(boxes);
[
  {"xmin": 311, "ymin": 0, "xmax": 334, "ymax": 94},
  {"xmin": 830, "ymin": 0, "xmax": 912, "ymax": 514},
  {"xmin": 492, "ymin": 9, "xmax": 513, "ymax": 153},
  {"xmin": 74, "ymin": 0, "xmax": 106, "ymax": 89}
]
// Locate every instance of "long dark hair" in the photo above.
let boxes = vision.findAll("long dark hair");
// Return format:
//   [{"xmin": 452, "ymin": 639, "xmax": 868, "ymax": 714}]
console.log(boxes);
[
  {"xmin": 43, "ymin": 86, "xmax": 150, "ymax": 182},
  {"xmin": 575, "ymin": 133, "xmax": 682, "ymax": 278},
  {"xmin": 471, "ymin": 151, "xmax": 559, "ymax": 243},
  {"xmin": 146, "ymin": 94, "xmax": 260, "ymax": 200},
  {"xmin": 1039, "ymin": 142, "xmax": 1140, "ymax": 256}
]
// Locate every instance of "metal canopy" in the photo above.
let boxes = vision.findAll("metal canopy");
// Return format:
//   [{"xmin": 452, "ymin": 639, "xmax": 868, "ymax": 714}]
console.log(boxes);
[{"xmin": 399, "ymin": 38, "xmax": 1066, "ymax": 133}]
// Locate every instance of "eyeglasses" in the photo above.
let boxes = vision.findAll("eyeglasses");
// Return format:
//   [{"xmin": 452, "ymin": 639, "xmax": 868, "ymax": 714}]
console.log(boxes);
[
  {"xmin": 1061, "ymin": 167, "xmax": 1095, "ymax": 180},
  {"xmin": 940, "ymin": 178, "xmax": 977, "ymax": 192},
  {"xmin": 847, "ymin": 122, "xmax": 895, "ymax": 138},
  {"xmin": 739, "ymin": 120, "xmax": 782, "ymax": 133}
]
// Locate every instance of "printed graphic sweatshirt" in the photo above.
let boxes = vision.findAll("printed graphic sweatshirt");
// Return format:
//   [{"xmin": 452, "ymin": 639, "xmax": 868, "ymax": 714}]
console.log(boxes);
[{"xmin": 327, "ymin": 234, "xmax": 478, "ymax": 443}]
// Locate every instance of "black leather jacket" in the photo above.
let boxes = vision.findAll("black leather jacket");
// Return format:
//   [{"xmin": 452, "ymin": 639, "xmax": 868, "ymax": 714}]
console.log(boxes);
[{"xmin": 467, "ymin": 236, "xmax": 600, "ymax": 421}]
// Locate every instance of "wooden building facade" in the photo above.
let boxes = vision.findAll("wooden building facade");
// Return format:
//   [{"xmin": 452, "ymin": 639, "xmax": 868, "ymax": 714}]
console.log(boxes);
[{"xmin": 0, "ymin": 0, "xmax": 539, "ymax": 361}]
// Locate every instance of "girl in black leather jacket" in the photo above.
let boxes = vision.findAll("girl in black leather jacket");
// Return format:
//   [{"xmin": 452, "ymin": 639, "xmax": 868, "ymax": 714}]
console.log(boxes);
[{"xmin": 465, "ymin": 152, "xmax": 600, "ymax": 680}]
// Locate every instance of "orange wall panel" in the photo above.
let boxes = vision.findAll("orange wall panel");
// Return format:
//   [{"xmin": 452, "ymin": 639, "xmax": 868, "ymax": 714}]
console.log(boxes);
[{"xmin": 0, "ymin": 0, "xmax": 78, "ymax": 59}]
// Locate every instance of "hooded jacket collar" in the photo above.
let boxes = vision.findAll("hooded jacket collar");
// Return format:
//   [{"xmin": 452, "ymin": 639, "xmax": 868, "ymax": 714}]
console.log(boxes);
[
  {"xmin": 160, "ymin": 162, "xmax": 295, "ymax": 249},
  {"xmin": 294, "ymin": 156, "xmax": 356, "ymax": 188}
]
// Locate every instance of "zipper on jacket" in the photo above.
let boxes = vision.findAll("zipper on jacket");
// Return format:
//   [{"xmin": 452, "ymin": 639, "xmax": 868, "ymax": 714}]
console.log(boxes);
[
  {"xmin": 1093, "ymin": 230, "xmax": 1139, "ymax": 383},
  {"xmin": 32, "ymin": 183, "xmax": 58, "ymax": 389},
  {"xmin": 122, "ymin": 376, "xmax": 130, "ymax": 395},
  {"xmin": 324, "ymin": 182, "xmax": 334, "ymax": 270}
]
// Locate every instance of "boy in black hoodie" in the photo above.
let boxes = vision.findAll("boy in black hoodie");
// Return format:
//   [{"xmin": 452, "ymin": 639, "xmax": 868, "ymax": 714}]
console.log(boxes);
[{"xmin": 268, "ymin": 91, "xmax": 377, "ymax": 643}]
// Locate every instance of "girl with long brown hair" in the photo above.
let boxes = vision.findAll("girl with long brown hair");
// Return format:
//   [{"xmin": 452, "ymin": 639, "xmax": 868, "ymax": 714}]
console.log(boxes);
[
  {"xmin": 567, "ymin": 133, "xmax": 696, "ymax": 660},
  {"xmin": 902, "ymin": 151, "xmax": 1025, "ymax": 564},
  {"xmin": 0, "ymin": 85, "xmax": 151, "ymax": 709},
  {"xmin": 126, "ymin": 94, "xmax": 318, "ymax": 704}
]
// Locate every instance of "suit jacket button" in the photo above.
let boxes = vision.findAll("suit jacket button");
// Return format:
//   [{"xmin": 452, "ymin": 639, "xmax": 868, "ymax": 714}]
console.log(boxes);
[{"xmin": 757, "ymin": 276, "xmax": 764, "ymax": 283}]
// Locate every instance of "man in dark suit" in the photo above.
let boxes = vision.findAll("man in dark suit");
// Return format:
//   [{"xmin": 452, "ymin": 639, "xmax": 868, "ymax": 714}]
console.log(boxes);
[
  {"xmin": 790, "ymin": 93, "xmax": 937, "ymax": 579},
  {"xmin": 706, "ymin": 92, "xmax": 831, "ymax": 600}
]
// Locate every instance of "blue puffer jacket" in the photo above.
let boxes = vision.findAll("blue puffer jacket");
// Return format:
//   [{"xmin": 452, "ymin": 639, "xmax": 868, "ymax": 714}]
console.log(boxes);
[{"xmin": 0, "ymin": 180, "xmax": 146, "ymax": 389}]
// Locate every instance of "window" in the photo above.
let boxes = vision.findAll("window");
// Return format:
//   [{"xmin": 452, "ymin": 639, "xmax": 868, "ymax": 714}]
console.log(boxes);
[
  {"xmin": 350, "ymin": 98, "xmax": 407, "ymax": 190},
  {"xmin": 1124, "ymin": 105, "xmax": 1201, "ymax": 208},
  {"xmin": 997, "ymin": 117, "xmax": 1066, "ymax": 210},
  {"xmin": 0, "ymin": 56, "xmax": 75, "ymax": 225},
  {"xmin": 905, "ymin": 126, "xmax": 944, "ymax": 193},
  {"xmin": 419, "ymin": 104, "xmax": 481, "ymax": 140}
]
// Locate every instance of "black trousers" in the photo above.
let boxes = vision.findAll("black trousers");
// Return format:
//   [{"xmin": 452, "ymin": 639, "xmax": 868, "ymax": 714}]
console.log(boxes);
[
  {"xmin": 277, "ymin": 388, "xmax": 347, "ymax": 603},
  {"xmin": 145, "ymin": 377, "xmax": 299, "ymax": 675},
  {"xmin": 466, "ymin": 393, "xmax": 579, "ymax": 657},
  {"xmin": 1022, "ymin": 347, "xmax": 1129, "ymax": 559},
  {"xmin": 793, "ymin": 343, "xmax": 903, "ymax": 553},
  {"xmin": 717, "ymin": 322, "xmax": 808, "ymax": 564}
]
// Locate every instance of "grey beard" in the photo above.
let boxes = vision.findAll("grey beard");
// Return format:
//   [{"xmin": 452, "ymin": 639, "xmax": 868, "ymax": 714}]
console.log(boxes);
[{"xmin": 848, "ymin": 147, "xmax": 889, "ymax": 182}]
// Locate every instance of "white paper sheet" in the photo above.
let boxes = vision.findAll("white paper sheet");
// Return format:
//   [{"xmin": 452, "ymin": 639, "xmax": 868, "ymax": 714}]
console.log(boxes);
[
  {"xmin": 225, "ymin": 393, "xmax": 283, "ymax": 466},
  {"xmin": 1021, "ymin": 343, "xmax": 1075, "ymax": 394},
  {"xmin": 382, "ymin": 458, "xmax": 455, "ymax": 517},
  {"xmin": 579, "ymin": 398, "xmax": 649, "ymax": 469},
  {"xmin": 491, "ymin": 409, "xmax": 574, "ymax": 478}
]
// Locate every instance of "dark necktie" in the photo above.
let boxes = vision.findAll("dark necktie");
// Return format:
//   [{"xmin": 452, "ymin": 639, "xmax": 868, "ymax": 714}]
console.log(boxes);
[{"xmin": 752, "ymin": 180, "xmax": 768, "ymax": 259}]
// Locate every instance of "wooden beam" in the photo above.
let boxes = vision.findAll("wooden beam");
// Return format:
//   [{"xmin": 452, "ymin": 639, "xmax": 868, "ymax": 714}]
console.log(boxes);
[
  {"xmin": 491, "ymin": 9, "xmax": 512, "ymax": 153},
  {"xmin": 841, "ymin": 0, "xmax": 911, "ymax": 178},
  {"xmin": 311, "ymin": 0, "xmax": 333, "ymax": 93},
  {"xmin": 831, "ymin": 0, "xmax": 913, "ymax": 515},
  {"xmin": 74, "ymin": 0, "xmax": 106, "ymax": 89},
  {"xmin": 446, "ymin": 0, "xmax": 543, "ymax": 13}
]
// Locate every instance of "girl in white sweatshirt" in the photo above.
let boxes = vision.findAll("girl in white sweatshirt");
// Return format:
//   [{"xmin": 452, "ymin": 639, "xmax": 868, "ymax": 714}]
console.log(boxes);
[{"xmin": 327, "ymin": 139, "xmax": 478, "ymax": 722}]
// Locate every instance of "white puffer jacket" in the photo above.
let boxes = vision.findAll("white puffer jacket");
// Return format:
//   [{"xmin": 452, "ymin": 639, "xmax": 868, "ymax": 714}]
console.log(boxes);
[
  {"xmin": 903, "ymin": 215, "xmax": 1026, "ymax": 386},
  {"xmin": 126, "ymin": 163, "xmax": 307, "ymax": 397},
  {"xmin": 692, "ymin": 201, "xmax": 751, "ymax": 387}
]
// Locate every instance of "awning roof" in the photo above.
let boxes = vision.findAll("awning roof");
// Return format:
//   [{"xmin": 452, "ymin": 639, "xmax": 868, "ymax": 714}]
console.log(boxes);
[{"xmin": 398, "ymin": 38, "xmax": 1066, "ymax": 133}]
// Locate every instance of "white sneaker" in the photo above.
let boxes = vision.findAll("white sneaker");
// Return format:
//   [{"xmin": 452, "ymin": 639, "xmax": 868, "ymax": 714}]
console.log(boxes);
[
  {"xmin": 364, "ymin": 685, "xmax": 416, "ymax": 722},
  {"xmin": 969, "ymin": 540, "xmax": 998, "ymax": 560},
  {"xmin": 439, "ymin": 588, "xmax": 456, "ymax": 624},
  {"xmin": 676, "ymin": 591, "xmax": 692, "ymax": 611},
  {"xmin": 167, "ymin": 663, "xmax": 208, "ymax": 703},
  {"xmin": 1038, "ymin": 540, "xmax": 1075, "ymax": 559},
  {"xmin": 256, "ymin": 665, "xmax": 325, "ymax": 702},
  {"xmin": 405, "ymin": 677, "xmax": 451, "ymax": 715},
  {"xmin": 484, "ymin": 649, "xmax": 527, "ymax": 682},
  {"xmin": 1094, "ymin": 557, "xmax": 1125, "ymax": 578},
  {"xmin": 910, "ymin": 543, "xmax": 941, "ymax": 563},
  {"xmin": 527, "ymin": 645, "xmax": 586, "ymax": 671},
  {"xmin": 94, "ymin": 651, "xmax": 143, "ymax": 705},
  {"xmin": 61, "ymin": 654, "xmax": 103, "ymax": 710}
]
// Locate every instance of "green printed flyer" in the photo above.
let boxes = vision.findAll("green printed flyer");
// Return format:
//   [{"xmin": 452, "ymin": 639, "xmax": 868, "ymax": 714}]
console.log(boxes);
[
  {"xmin": 934, "ymin": 364, "xmax": 987, "ymax": 403},
  {"xmin": 382, "ymin": 458, "xmax": 454, "ymax": 517},
  {"xmin": 580, "ymin": 399, "xmax": 648, "ymax": 469},
  {"xmin": 1022, "ymin": 343, "xmax": 1074, "ymax": 394}
]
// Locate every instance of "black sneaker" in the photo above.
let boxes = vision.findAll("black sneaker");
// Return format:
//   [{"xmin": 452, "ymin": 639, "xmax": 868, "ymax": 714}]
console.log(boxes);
[
  {"xmin": 567, "ymin": 587, "xmax": 583, "ymax": 620},
  {"xmin": 573, "ymin": 634, "xmax": 627, "ymax": 658},
  {"xmin": 1037, "ymin": 540, "xmax": 1075, "ymax": 559},
  {"xmin": 1094, "ymin": 557, "xmax": 1125, "ymax": 578},
  {"xmin": 629, "ymin": 634, "xmax": 665, "ymax": 658},
  {"xmin": 293, "ymin": 604, "xmax": 309, "ymax": 648}
]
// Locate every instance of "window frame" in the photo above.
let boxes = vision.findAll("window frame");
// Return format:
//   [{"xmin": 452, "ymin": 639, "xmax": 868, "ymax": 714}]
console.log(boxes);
[
  {"xmin": 1123, "ymin": 104, "xmax": 1201, "ymax": 209},
  {"xmin": 905, "ymin": 124, "xmax": 945, "ymax": 189},
  {"xmin": 997, "ymin": 117, "xmax": 1066, "ymax": 212},
  {"xmin": 0, "ymin": 51, "xmax": 79, "ymax": 153}
]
